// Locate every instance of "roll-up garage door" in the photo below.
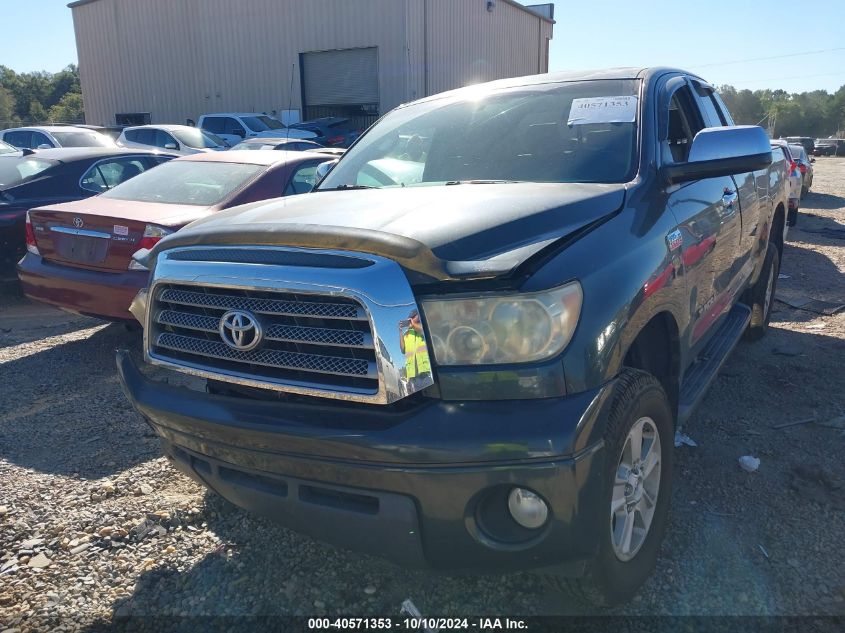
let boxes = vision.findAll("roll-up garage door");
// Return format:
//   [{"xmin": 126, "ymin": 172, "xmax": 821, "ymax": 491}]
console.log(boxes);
[{"xmin": 302, "ymin": 47, "xmax": 379, "ymax": 107}]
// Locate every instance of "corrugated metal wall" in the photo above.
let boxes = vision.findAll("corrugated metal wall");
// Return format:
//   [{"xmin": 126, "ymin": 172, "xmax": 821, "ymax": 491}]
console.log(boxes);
[
  {"xmin": 422, "ymin": 0, "xmax": 552, "ymax": 96},
  {"xmin": 71, "ymin": 0, "xmax": 553, "ymax": 126}
]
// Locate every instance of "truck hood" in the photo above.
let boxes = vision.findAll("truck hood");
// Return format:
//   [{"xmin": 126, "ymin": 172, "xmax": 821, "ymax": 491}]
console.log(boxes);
[{"xmin": 150, "ymin": 182, "xmax": 626, "ymax": 281}]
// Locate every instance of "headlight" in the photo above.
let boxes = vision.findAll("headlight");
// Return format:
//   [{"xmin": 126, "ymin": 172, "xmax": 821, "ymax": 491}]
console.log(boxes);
[{"xmin": 420, "ymin": 282, "xmax": 582, "ymax": 365}]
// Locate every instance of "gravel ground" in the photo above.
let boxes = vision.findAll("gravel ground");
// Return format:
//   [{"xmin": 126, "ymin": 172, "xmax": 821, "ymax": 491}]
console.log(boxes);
[{"xmin": 1, "ymin": 160, "xmax": 844, "ymax": 631}]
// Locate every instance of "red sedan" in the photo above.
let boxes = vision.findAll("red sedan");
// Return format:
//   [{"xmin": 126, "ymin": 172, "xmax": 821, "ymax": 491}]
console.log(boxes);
[{"xmin": 18, "ymin": 150, "xmax": 333, "ymax": 320}]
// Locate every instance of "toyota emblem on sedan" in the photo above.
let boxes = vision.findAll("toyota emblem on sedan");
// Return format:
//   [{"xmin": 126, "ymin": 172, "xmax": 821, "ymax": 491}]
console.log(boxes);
[
  {"xmin": 219, "ymin": 310, "xmax": 263, "ymax": 352},
  {"xmin": 73, "ymin": 217, "xmax": 84, "ymax": 228}
]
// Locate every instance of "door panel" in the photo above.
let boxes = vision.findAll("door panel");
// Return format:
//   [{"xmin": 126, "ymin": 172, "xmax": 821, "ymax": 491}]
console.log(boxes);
[{"xmin": 662, "ymin": 81, "xmax": 744, "ymax": 352}]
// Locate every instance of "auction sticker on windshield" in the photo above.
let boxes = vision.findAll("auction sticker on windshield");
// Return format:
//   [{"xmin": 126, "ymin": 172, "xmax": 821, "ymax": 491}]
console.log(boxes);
[{"xmin": 567, "ymin": 95, "xmax": 637, "ymax": 125}]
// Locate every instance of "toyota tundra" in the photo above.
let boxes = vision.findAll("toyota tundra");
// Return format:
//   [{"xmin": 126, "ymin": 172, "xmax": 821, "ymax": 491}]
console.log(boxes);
[{"xmin": 117, "ymin": 68, "xmax": 787, "ymax": 604}]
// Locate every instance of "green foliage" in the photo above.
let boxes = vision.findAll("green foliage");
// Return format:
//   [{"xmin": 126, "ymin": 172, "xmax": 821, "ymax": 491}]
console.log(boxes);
[
  {"xmin": 0, "ymin": 64, "xmax": 83, "ymax": 125},
  {"xmin": 718, "ymin": 84, "xmax": 845, "ymax": 138},
  {"xmin": 48, "ymin": 92, "xmax": 85, "ymax": 123}
]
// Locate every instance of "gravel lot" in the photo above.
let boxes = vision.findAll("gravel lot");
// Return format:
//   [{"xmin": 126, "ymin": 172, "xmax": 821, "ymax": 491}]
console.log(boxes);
[{"xmin": 1, "ymin": 159, "xmax": 844, "ymax": 631}]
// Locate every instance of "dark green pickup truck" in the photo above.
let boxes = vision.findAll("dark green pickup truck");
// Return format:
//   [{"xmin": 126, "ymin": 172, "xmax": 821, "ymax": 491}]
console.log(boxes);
[{"xmin": 119, "ymin": 67, "xmax": 788, "ymax": 604}]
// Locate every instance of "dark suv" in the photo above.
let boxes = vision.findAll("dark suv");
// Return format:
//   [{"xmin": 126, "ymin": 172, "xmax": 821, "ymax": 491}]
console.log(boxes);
[{"xmin": 118, "ymin": 67, "xmax": 786, "ymax": 605}]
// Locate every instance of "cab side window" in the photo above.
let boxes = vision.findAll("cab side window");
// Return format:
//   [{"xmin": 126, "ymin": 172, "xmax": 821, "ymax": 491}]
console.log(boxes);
[{"xmin": 665, "ymin": 86, "xmax": 704, "ymax": 164}]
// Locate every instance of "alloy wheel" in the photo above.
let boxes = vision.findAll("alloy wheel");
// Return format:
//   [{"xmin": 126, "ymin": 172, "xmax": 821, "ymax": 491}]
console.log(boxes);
[{"xmin": 610, "ymin": 416, "xmax": 662, "ymax": 562}]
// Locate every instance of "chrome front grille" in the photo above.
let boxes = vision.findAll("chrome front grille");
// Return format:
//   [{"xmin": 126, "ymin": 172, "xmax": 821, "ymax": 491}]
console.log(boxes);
[
  {"xmin": 149, "ymin": 283, "xmax": 378, "ymax": 392},
  {"xmin": 143, "ymin": 246, "xmax": 435, "ymax": 404}
]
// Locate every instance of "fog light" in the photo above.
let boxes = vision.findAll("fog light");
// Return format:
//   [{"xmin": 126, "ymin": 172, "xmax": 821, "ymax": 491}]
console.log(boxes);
[{"xmin": 507, "ymin": 487, "xmax": 548, "ymax": 529}]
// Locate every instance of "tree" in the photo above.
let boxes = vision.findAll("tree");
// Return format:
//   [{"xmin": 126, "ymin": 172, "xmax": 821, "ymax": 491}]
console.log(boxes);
[
  {"xmin": 48, "ymin": 92, "xmax": 84, "ymax": 123},
  {"xmin": 0, "ymin": 86, "xmax": 16, "ymax": 126},
  {"xmin": 29, "ymin": 99, "xmax": 47, "ymax": 123}
]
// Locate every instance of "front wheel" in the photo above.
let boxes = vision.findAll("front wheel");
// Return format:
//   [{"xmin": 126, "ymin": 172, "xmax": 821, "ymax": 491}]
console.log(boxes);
[{"xmin": 555, "ymin": 369, "xmax": 674, "ymax": 606}]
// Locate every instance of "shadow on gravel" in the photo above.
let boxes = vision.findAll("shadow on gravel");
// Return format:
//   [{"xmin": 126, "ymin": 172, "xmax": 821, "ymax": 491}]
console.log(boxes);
[
  {"xmin": 776, "ymin": 241, "xmax": 845, "ymax": 323},
  {"xmin": 76, "ymin": 326, "xmax": 845, "ymax": 629},
  {"xmin": 799, "ymin": 191, "xmax": 845, "ymax": 211},
  {"xmin": 791, "ymin": 212, "xmax": 845, "ymax": 247},
  {"xmin": 0, "ymin": 323, "xmax": 156, "ymax": 479}
]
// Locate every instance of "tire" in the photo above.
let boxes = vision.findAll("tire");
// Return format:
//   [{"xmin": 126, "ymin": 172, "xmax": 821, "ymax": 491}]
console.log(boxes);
[
  {"xmin": 744, "ymin": 242, "xmax": 780, "ymax": 342},
  {"xmin": 550, "ymin": 369, "xmax": 674, "ymax": 607}
]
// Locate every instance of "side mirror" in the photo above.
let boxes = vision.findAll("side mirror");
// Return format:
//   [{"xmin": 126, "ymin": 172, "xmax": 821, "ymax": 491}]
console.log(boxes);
[
  {"xmin": 810, "ymin": 157, "xmax": 816, "ymax": 163},
  {"xmin": 315, "ymin": 159, "xmax": 339, "ymax": 183},
  {"xmin": 663, "ymin": 126, "xmax": 772, "ymax": 185},
  {"xmin": 36, "ymin": 144, "xmax": 52, "ymax": 150},
  {"xmin": 164, "ymin": 143, "xmax": 178, "ymax": 150}
]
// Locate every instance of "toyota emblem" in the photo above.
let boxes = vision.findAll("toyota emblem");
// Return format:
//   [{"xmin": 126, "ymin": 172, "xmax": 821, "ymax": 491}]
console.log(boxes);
[
  {"xmin": 219, "ymin": 310, "xmax": 263, "ymax": 352},
  {"xmin": 73, "ymin": 217, "xmax": 84, "ymax": 228}
]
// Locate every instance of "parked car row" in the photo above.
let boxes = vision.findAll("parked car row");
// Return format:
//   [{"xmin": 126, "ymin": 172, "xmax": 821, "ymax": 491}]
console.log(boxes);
[
  {"xmin": 0, "ymin": 113, "xmax": 362, "ymax": 156},
  {"xmin": 812, "ymin": 137, "xmax": 845, "ymax": 157}
]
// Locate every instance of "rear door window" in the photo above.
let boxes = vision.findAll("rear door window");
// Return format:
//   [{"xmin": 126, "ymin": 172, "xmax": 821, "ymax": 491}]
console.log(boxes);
[
  {"xmin": 5, "ymin": 130, "xmax": 33, "ymax": 148},
  {"xmin": 124, "ymin": 129, "xmax": 141, "ymax": 143}
]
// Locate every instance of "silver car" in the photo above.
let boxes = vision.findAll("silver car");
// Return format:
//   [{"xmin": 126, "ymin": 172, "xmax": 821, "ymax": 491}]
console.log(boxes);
[{"xmin": 771, "ymin": 140, "xmax": 802, "ymax": 227}]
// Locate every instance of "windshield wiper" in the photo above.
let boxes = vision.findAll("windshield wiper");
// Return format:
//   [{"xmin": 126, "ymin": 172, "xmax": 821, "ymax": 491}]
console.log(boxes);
[
  {"xmin": 444, "ymin": 179, "xmax": 524, "ymax": 185},
  {"xmin": 318, "ymin": 184, "xmax": 378, "ymax": 191}
]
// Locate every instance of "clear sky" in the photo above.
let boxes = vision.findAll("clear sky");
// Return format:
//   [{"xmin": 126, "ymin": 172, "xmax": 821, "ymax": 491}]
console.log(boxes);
[{"xmin": 2, "ymin": 0, "xmax": 845, "ymax": 94}]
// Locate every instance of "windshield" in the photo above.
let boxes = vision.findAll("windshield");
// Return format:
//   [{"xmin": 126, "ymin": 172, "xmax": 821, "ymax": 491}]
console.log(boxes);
[
  {"xmin": 0, "ymin": 157, "xmax": 57, "ymax": 188},
  {"xmin": 172, "ymin": 128, "xmax": 224, "ymax": 149},
  {"xmin": 0, "ymin": 141, "xmax": 16, "ymax": 155},
  {"xmin": 100, "ymin": 160, "xmax": 263, "ymax": 206},
  {"xmin": 51, "ymin": 131, "xmax": 116, "ymax": 148},
  {"xmin": 242, "ymin": 116, "xmax": 286, "ymax": 132},
  {"xmin": 318, "ymin": 79, "xmax": 640, "ymax": 190}
]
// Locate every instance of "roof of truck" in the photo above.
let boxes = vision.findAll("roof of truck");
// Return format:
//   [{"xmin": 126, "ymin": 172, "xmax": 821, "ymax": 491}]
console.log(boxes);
[{"xmin": 403, "ymin": 67, "xmax": 700, "ymax": 108}]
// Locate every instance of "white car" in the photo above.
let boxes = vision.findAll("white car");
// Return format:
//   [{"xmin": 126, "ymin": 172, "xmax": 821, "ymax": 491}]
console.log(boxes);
[
  {"xmin": 771, "ymin": 140, "xmax": 803, "ymax": 227},
  {"xmin": 198, "ymin": 113, "xmax": 317, "ymax": 146},
  {"xmin": 117, "ymin": 124, "xmax": 228, "ymax": 155},
  {"xmin": 0, "ymin": 125, "xmax": 116, "ymax": 149}
]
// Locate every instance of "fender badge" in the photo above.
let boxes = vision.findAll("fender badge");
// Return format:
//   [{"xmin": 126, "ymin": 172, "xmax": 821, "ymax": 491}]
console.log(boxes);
[{"xmin": 667, "ymin": 229, "xmax": 683, "ymax": 251}]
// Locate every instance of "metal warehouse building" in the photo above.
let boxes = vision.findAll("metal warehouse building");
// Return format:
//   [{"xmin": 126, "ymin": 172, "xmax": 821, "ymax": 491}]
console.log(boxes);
[{"xmin": 68, "ymin": 0, "xmax": 554, "ymax": 128}]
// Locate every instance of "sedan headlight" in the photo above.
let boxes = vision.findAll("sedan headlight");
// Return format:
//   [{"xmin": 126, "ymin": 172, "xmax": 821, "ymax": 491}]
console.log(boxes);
[{"xmin": 420, "ymin": 282, "xmax": 582, "ymax": 365}]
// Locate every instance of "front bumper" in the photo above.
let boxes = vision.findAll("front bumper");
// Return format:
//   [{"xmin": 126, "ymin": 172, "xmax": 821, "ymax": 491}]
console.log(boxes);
[
  {"xmin": 17, "ymin": 253, "xmax": 148, "ymax": 321},
  {"xmin": 117, "ymin": 350, "xmax": 613, "ymax": 572}
]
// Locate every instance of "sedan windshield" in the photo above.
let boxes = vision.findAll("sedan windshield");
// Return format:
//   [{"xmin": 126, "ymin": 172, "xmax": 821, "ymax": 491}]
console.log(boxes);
[
  {"xmin": 0, "ymin": 157, "xmax": 57, "ymax": 188},
  {"xmin": 318, "ymin": 79, "xmax": 640, "ymax": 190},
  {"xmin": 172, "ymin": 128, "xmax": 224, "ymax": 149},
  {"xmin": 100, "ymin": 161, "xmax": 263, "ymax": 206},
  {"xmin": 51, "ymin": 131, "xmax": 116, "ymax": 147}
]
